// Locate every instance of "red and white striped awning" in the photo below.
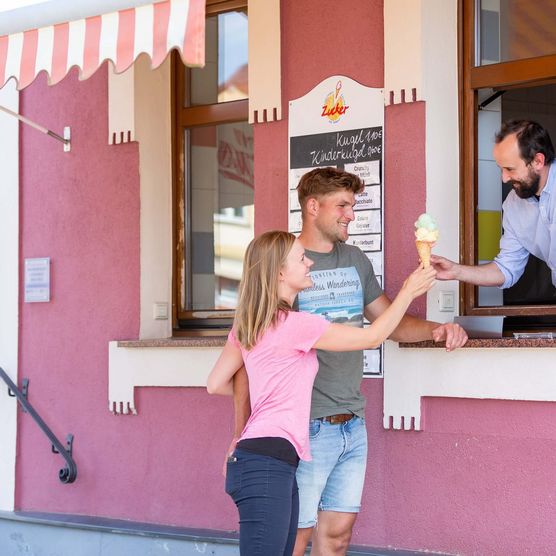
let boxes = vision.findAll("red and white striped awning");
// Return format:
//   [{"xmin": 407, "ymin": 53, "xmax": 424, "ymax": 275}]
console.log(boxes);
[{"xmin": 0, "ymin": 0, "xmax": 205, "ymax": 90}]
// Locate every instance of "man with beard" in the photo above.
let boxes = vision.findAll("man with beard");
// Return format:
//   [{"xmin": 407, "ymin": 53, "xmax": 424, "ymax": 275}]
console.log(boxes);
[{"xmin": 432, "ymin": 119, "xmax": 556, "ymax": 289}]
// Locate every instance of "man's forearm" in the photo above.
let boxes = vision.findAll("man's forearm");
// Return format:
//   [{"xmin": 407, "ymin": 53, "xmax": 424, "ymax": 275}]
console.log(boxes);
[
  {"xmin": 389, "ymin": 314, "xmax": 437, "ymax": 342},
  {"xmin": 455, "ymin": 261, "xmax": 505, "ymax": 287},
  {"xmin": 232, "ymin": 366, "xmax": 251, "ymax": 437}
]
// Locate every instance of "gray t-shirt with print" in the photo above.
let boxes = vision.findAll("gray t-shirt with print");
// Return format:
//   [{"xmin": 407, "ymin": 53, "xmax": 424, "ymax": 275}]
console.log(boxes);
[{"xmin": 294, "ymin": 242, "xmax": 383, "ymax": 419}]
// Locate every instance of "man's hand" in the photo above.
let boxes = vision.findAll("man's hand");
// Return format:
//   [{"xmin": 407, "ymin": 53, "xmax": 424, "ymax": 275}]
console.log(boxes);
[
  {"xmin": 430, "ymin": 255, "xmax": 459, "ymax": 280},
  {"xmin": 431, "ymin": 322, "xmax": 468, "ymax": 351}
]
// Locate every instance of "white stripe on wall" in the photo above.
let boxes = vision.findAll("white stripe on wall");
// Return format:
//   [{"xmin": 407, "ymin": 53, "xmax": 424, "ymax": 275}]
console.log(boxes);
[{"xmin": 0, "ymin": 80, "xmax": 19, "ymax": 512}]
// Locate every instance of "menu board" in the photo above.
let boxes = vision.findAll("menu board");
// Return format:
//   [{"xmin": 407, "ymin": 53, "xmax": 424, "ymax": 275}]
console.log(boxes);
[{"xmin": 288, "ymin": 76, "xmax": 384, "ymax": 378}]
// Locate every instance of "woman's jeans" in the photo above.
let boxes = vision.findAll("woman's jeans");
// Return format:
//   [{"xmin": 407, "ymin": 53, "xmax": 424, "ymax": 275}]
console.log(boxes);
[{"xmin": 226, "ymin": 448, "xmax": 299, "ymax": 556}]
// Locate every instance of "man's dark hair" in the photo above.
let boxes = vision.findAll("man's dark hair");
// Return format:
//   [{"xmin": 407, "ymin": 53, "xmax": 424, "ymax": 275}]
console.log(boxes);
[
  {"xmin": 296, "ymin": 167, "xmax": 364, "ymax": 214},
  {"xmin": 495, "ymin": 120, "xmax": 555, "ymax": 165}
]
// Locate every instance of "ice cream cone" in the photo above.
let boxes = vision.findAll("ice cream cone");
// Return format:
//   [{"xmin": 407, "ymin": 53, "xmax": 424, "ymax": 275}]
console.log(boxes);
[{"xmin": 415, "ymin": 240, "xmax": 432, "ymax": 267}]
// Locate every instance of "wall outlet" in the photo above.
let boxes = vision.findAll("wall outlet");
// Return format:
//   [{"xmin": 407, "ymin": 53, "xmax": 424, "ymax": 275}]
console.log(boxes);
[
  {"xmin": 153, "ymin": 302, "xmax": 169, "ymax": 320},
  {"xmin": 438, "ymin": 291, "xmax": 455, "ymax": 312}
]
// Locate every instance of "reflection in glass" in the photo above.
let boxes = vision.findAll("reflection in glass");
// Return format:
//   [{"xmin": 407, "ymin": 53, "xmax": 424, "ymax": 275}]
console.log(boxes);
[
  {"xmin": 189, "ymin": 10, "xmax": 248, "ymax": 105},
  {"xmin": 187, "ymin": 122, "xmax": 254, "ymax": 310},
  {"xmin": 477, "ymin": 0, "xmax": 556, "ymax": 66}
]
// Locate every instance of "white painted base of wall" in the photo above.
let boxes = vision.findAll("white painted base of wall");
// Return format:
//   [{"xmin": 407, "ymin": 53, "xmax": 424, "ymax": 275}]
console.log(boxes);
[{"xmin": 384, "ymin": 341, "xmax": 556, "ymax": 431}]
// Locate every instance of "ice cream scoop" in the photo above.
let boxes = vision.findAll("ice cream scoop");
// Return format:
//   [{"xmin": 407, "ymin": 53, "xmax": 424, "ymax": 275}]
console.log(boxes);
[{"xmin": 414, "ymin": 213, "xmax": 439, "ymax": 267}]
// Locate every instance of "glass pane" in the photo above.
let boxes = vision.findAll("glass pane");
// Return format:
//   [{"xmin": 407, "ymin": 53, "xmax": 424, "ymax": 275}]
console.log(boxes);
[
  {"xmin": 477, "ymin": 0, "xmax": 556, "ymax": 66},
  {"xmin": 189, "ymin": 10, "xmax": 248, "ymax": 106},
  {"xmin": 476, "ymin": 84, "xmax": 556, "ymax": 306},
  {"xmin": 187, "ymin": 121, "xmax": 254, "ymax": 310}
]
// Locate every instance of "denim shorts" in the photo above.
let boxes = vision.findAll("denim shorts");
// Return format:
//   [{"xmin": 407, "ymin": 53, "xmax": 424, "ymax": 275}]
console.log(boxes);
[{"xmin": 296, "ymin": 416, "xmax": 367, "ymax": 528}]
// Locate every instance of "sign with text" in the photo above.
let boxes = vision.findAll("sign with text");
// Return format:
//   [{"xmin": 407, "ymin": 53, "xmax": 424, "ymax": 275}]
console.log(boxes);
[
  {"xmin": 288, "ymin": 76, "xmax": 384, "ymax": 377},
  {"xmin": 24, "ymin": 257, "xmax": 50, "ymax": 303}
]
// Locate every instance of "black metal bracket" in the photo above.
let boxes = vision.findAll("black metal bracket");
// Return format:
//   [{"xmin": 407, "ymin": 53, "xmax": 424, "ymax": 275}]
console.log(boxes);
[
  {"xmin": 8, "ymin": 378, "xmax": 28, "ymax": 412},
  {"xmin": 0, "ymin": 367, "xmax": 77, "ymax": 484},
  {"xmin": 478, "ymin": 89, "xmax": 506, "ymax": 111}
]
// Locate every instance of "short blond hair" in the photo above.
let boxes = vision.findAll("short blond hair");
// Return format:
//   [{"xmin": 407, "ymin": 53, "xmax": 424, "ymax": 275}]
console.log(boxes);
[{"xmin": 297, "ymin": 167, "xmax": 364, "ymax": 215}]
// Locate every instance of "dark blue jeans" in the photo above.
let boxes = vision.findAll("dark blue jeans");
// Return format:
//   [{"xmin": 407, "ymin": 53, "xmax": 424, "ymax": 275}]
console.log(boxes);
[{"xmin": 226, "ymin": 448, "xmax": 299, "ymax": 556}]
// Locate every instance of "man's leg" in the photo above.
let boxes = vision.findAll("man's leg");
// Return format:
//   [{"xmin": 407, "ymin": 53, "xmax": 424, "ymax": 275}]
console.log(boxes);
[
  {"xmin": 294, "ymin": 419, "xmax": 334, "ymax": 556},
  {"xmin": 293, "ymin": 526, "xmax": 313, "ymax": 556},
  {"xmin": 311, "ymin": 416, "xmax": 368, "ymax": 555},
  {"xmin": 311, "ymin": 511, "xmax": 357, "ymax": 555}
]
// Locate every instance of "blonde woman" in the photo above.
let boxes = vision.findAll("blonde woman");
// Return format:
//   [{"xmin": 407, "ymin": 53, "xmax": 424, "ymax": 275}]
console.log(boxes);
[{"xmin": 207, "ymin": 230, "xmax": 435, "ymax": 556}]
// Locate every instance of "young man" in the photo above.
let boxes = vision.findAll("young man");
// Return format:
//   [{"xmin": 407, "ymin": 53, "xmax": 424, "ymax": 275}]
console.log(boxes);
[
  {"xmin": 227, "ymin": 167, "xmax": 468, "ymax": 555},
  {"xmin": 432, "ymin": 120, "xmax": 556, "ymax": 289}
]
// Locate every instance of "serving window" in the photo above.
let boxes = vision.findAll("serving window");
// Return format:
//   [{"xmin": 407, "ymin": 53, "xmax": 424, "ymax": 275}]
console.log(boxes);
[{"xmin": 460, "ymin": 0, "xmax": 556, "ymax": 321}]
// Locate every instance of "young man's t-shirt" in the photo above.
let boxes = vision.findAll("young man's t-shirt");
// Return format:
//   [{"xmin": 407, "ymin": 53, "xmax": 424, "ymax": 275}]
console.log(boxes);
[{"xmin": 295, "ymin": 242, "xmax": 383, "ymax": 419}]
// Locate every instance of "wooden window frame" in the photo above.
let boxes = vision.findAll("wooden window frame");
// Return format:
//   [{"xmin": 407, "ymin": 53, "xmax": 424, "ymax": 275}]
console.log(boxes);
[
  {"xmin": 172, "ymin": 0, "xmax": 249, "ymax": 333},
  {"xmin": 459, "ymin": 0, "xmax": 556, "ymax": 316}
]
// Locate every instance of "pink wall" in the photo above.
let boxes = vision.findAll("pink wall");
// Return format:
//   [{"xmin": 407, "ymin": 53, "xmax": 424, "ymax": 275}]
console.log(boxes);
[
  {"xmin": 15, "ymin": 1, "xmax": 556, "ymax": 555},
  {"xmin": 17, "ymin": 64, "xmax": 240, "ymax": 528}
]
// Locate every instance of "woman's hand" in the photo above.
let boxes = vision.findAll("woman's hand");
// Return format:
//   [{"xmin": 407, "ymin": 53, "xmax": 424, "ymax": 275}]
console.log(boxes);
[{"xmin": 400, "ymin": 264, "xmax": 437, "ymax": 300}]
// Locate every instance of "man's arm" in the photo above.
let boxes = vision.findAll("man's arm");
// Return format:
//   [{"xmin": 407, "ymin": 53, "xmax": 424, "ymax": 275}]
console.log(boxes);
[
  {"xmin": 431, "ymin": 256, "xmax": 505, "ymax": 286},
  {"xmin": 364, "ymin": 294, "xmax": 468, "ymax": 350},
  {"xmin": 222, "ymin": 366, "xmax": 251, "ymax": 476}
]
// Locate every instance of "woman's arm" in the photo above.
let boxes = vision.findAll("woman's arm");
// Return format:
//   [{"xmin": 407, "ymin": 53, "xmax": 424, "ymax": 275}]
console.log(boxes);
[
  {"xmin": 314, "ymin": 265, "xmax": 436, "ymax": 352},
  {"xmin": 206, "ymin": 340, "xmax": 244, "ymax": 395}
]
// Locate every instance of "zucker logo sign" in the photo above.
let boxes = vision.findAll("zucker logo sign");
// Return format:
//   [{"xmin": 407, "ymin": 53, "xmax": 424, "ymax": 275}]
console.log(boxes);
[{"xmin": 321, "ymin": 80, "xmax": 349, "ymax": 123}]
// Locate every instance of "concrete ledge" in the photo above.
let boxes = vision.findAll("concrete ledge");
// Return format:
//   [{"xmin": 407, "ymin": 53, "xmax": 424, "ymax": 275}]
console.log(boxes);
[{"xmin": 0, "ymin": 511, "xmax": 453, "ymax": 555}]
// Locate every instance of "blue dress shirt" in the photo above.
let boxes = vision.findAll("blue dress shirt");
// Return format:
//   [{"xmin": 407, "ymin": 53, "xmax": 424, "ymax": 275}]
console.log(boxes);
[{"xmin": 494, "ymin": 163, "xmax": 556, "ymax": 288}]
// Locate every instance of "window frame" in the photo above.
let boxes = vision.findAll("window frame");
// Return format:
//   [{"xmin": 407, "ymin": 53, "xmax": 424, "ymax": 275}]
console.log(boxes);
[
  {"xmin": 459, "ymin": 0, "xmax": 556, "ymax": 316},
  {"xmin": 172, "ymin": 0, "xmax": 249, "ymax": 333}
]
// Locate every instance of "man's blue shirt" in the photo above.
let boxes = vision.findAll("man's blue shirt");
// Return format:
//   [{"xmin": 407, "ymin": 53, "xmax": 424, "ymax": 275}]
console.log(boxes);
[{"xmin": 494, "ymin": 163, "xmax": 556, "ymax": 288}]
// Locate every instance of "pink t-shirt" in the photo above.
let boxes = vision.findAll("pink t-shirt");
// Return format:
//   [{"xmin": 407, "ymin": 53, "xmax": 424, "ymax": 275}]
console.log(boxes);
[{"xmin": 229, "ymin": 311, "xmax": 330, "ymax": 461}]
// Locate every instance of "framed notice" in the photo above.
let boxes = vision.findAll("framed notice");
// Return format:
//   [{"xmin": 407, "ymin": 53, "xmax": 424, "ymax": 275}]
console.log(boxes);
[
  {"xmin": 288, "ymin": 76, "xmax": 384, "ymax": 378},
  {"xmin": 24, "ymin": 257, "xmax": 51, "ymax": 303}
]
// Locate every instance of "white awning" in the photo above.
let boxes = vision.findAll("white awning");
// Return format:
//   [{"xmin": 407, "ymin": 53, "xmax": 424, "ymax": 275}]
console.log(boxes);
[{"xmin": 0, "ymin": 0, "xmax": 205, "ymax": 90}]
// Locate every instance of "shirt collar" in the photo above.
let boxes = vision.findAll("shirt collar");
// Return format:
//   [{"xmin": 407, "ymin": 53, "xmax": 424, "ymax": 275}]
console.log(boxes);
[{"xmin": 541, "ymin": 163, "xmax": 555, "ymax": 196}]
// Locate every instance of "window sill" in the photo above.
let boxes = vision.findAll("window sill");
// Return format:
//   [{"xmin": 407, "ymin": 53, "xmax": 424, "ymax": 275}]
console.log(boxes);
[
  {"xmin": 399, "ymin": 338, "xmax": 556, "ymax": 348},
  {"xmin": 117, "ymin": 336, "xmax": 226, "ymax": 348}
]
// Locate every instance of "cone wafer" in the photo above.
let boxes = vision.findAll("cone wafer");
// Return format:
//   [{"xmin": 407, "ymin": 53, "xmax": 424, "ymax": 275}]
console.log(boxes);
[{"xmin": 415, "ymin": 240, "xmax": 432, "ymax": 267}]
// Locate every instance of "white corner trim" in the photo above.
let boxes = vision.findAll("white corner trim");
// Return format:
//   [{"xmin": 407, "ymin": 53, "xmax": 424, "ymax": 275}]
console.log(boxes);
[
  {"xmin": 108, "ymin": 63, "xmax": 135, "ymax": 144},
  {"xmin": 384, "ymin": 341, "xmax": 556, "ymax": 431},
  {"xmin": 384, "ymin": 0, "xmax": 423, "ymax": 104},
  {"xmin": 248, "ymin": 0, "xmax": 282, "ymax": 122},
  {"xmin": 108, "ymin": 342, "xmax": 221, "ymax": 414},
  {"xmin": 0, "ymin": 80, "xmax": 19, "ymax": 512},
  {"xmin": 422, "ymin": 0, "xmax": 460, "ymax": 323},
  {"xmin": 135, "ymin": 55, "xmax": 173, "ymax": 339}
]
